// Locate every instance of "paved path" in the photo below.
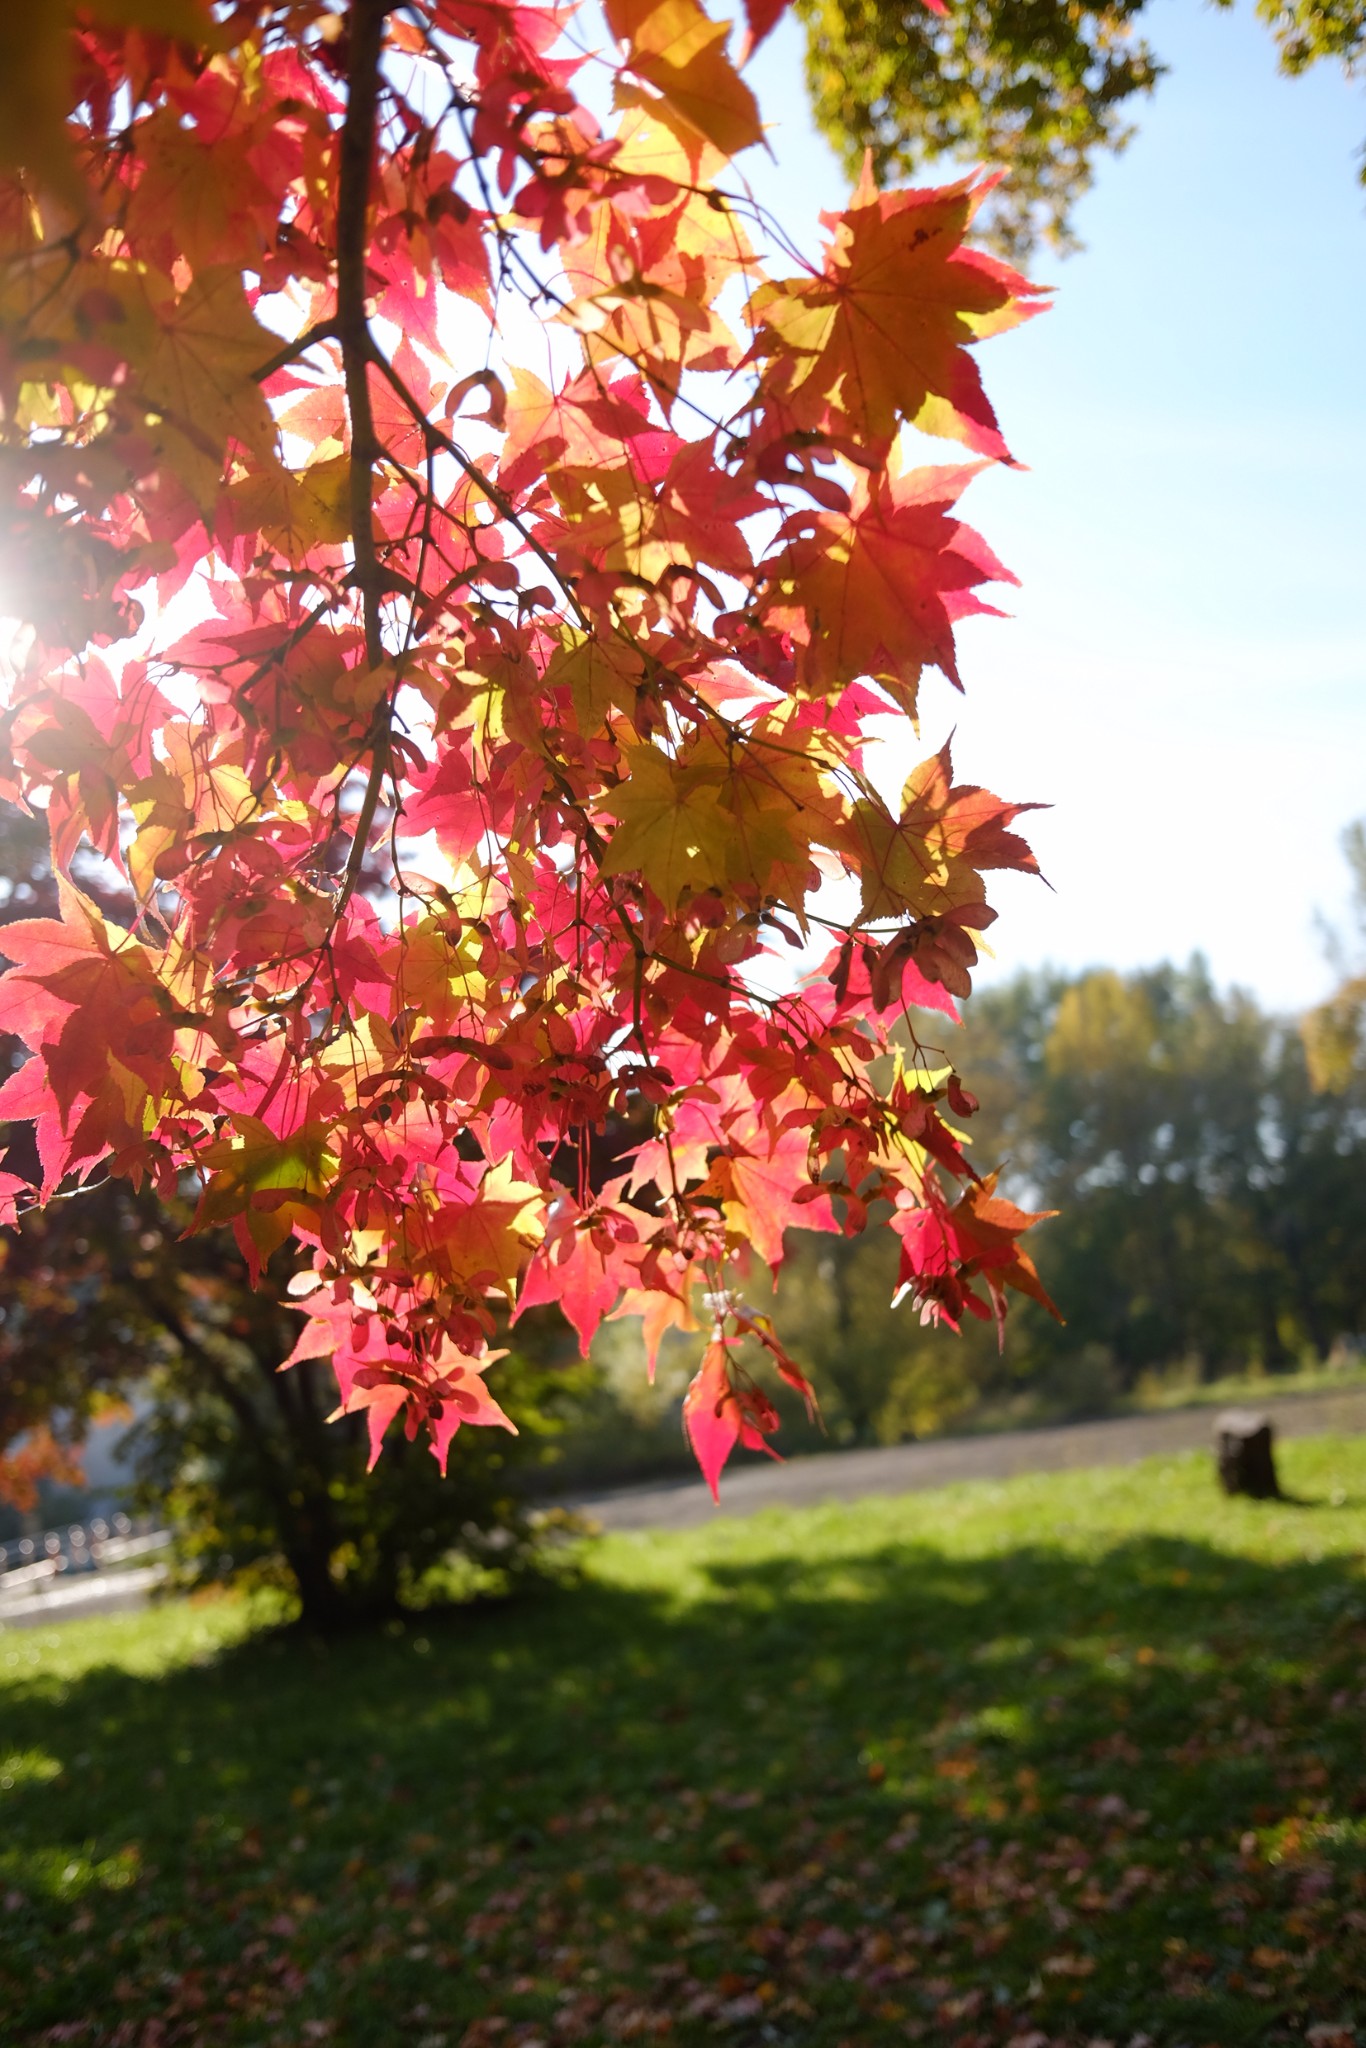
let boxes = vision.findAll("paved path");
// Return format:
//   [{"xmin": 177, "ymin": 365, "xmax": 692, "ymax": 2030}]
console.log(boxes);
[
  {"xmin": 560, "ymin": 1386, "xmax": 1366, "ymax": 1532},
  {"xmin": 6, "ymin": 1390, "xmax": 1365, "ymax": 1627},
  {"xmin": 0, "ymin": 1563, "xmax": 168, "ymax": 1631}
]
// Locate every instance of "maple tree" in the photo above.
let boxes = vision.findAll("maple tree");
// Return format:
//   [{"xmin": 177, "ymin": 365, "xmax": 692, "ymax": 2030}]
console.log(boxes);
[{"xmin": 0, "ymin": 0, "xmax": 1055, "ymax": 1502}]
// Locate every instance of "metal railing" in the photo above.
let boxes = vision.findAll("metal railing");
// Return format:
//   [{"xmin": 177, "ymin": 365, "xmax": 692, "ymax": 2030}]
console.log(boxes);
[{"xmin": 0, "ymin": 1515, "xmax": 172, "ymax": 1601}]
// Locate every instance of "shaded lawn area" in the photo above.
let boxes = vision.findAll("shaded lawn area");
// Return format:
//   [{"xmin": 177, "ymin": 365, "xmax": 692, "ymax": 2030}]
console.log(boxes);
[{"xmin": 4, "ymin": 1441, "xmax": 1366, "ymax": 2048}]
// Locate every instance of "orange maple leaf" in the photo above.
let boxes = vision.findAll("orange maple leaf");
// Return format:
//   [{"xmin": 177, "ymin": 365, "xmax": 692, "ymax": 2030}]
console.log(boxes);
[
  {"xmin": 846, "ymin": 739, "xmax": 1043, "ymax": 929},
  {"xmin": 748, "ymin": 168, "xmax": 1046, "ymax": 460},
  {"xmin": 606, "ymin": 0, "xmax": 763, "ymax": 159}
]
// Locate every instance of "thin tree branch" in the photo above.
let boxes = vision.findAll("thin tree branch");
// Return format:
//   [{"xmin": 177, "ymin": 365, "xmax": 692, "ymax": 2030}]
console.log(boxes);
[
  {"xmin": 338, "ymin": 0, "xmax": 389, "ymax": 669},
  {"xmin": 252, "ymin": 317, "xmax": 341, "ymax": 386},
  {"xmin": 336, "ymin": 0, "xmax": 394, "ymax": 906}
]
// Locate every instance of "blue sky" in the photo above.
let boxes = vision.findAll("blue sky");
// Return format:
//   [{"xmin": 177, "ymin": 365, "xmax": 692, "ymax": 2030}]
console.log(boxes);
[{"xmin": 746, "ymin": 0, "xmax": 1366, "ymax": 1013}]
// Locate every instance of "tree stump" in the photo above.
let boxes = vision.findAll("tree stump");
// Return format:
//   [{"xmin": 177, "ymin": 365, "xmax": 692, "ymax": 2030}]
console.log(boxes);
[{"xmin": 1215, "ymin": 1409, "xmax": 1281, "ymax": 1499}]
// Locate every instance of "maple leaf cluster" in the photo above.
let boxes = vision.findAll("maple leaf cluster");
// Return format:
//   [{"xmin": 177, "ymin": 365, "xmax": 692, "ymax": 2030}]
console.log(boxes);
[{"xmin": 0, "ymin": 0, "xmax": 1056, "ymax": 1496}]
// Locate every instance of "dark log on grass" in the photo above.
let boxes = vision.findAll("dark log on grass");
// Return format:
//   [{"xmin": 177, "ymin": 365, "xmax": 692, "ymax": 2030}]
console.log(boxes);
[{"xmin": 1215, "ymin": 1409, "xmax": 1281, "ymax": 1499}]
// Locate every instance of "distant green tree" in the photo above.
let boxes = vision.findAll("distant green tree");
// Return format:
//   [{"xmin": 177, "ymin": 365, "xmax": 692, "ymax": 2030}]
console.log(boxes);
[
  {"xmin": 796, "ymin": 0, "xmax": 1366, "ymax": 255},
  {"xmin": 957, "ymin": 959, "xmax": 1366, "ymax": 1379},
  {"xmin": 764, "ymin": 1226, "xmax": 957, "ymax": 1444}
]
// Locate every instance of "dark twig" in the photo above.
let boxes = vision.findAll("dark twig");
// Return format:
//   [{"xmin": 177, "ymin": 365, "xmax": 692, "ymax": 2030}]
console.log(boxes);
[{"xmin": 336, "ymin": 0, "xmax": 394, "ymax": 905}]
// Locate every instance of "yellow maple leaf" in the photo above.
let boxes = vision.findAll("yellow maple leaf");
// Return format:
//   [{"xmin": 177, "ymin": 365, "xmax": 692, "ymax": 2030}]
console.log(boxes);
[
  {"xmin": 605, "ymin": 0, "xmax": 761, "ymax": 160},
  {"xmin": 749, "ymin": 169, "xmax": 1044, "ymax": 459},
  {"xmin": 193, "ymin": 1115, "xmax": 339, "ymax": 1262},
  {"xmin": 424, "ymin": 1159, "xmax": 545, "ymax": 1299},
  {"xmin": 544, "ymin": 628, "xmax": 646, "ymax": 733},
  {"xmin": 135, "ymin": 264, "xmax": 281, "ymax": 504},
  {"xmin": 224, "ymin": 453, "xmax": 352, "ymax": 564},
  {"xmin": 599, "ymin": 745, "xmax": 732, "ymax": 905},
  {"xmin": 388, "ymin": 920, "xmax": 487, "ymax": 1035}
]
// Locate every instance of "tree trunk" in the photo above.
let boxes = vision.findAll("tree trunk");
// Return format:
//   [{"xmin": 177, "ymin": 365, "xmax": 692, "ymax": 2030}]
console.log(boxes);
[{"xmin": 1215, "ymin": 1409, "xmax": 1281, "ymax": 1499}]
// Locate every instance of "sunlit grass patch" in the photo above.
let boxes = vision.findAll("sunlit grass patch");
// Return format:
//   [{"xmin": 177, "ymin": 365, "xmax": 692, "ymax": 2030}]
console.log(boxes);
[{"xmin": 2, "ymin": 1435, "xmax": 1365, "ymax": 2045}]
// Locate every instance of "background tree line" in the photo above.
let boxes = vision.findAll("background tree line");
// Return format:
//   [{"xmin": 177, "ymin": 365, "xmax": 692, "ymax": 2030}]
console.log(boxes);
[{"xmin": 756, "ymin": 948, "xmax": 1366, "ymax": 1450}]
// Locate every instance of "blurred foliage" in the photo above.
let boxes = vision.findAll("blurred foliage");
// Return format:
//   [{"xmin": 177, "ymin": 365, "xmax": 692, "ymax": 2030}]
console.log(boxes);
[
  {"xmin": 938, "ymin": 956, "xmax": 1366, "ymax": 1386},
  {"xmin": 0, "ymin": 1424, "xmax": 86, "ymax": 1517},
  {"xmin": 121, "ymin": 1242, "xmax": 592, "ymax": 1627},
  {"xmin": 796, "ymin": 0, "xmax": 1366, "ymax": 256},
  {"xmin": 1303, "ymin": 818, "xmax": 1366, "ymax": 1092}
]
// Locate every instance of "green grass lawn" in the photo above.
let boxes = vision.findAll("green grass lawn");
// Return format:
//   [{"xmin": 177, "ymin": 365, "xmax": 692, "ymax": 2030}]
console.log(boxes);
[{"xmin": 4, "ymin": 1440, "xmax": 1366, "ymax": 2048}]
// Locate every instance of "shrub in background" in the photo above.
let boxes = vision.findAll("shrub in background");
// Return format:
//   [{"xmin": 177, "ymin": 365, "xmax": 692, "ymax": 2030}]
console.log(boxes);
[{"xmin": 1, "ymin": 1175, "xmax": 590, "ymax": 1628}]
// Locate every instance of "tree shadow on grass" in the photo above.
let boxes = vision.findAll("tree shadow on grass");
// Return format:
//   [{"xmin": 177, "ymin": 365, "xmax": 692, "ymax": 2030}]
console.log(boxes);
[{"xmin": 3, "ymin": 1526, "xmax": 1366, "ymax": 2046}]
